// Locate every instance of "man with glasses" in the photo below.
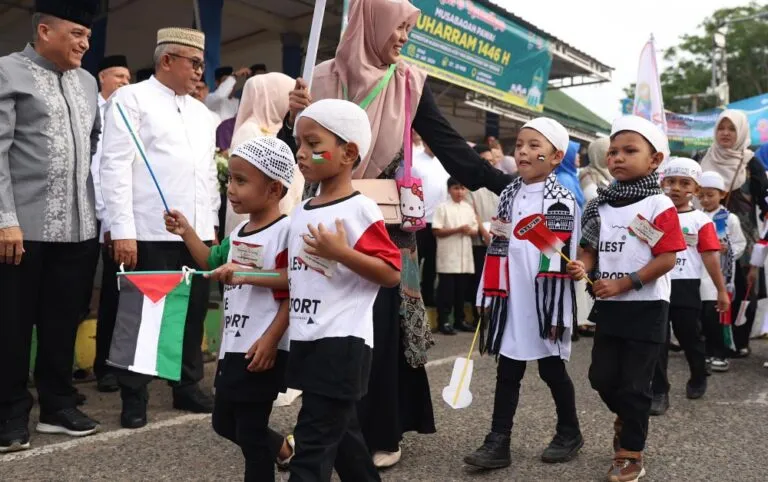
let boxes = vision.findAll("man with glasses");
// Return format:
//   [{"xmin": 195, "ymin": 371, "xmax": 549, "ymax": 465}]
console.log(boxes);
[{"xmin": 99, "ymin": 27, "xmax": 219, "ymax": 429}]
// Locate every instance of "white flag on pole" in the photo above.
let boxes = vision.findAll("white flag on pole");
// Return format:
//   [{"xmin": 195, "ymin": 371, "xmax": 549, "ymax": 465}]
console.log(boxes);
[{"xmin": 633, "ymin": 36, "xmax": 667, "ymax": 134}]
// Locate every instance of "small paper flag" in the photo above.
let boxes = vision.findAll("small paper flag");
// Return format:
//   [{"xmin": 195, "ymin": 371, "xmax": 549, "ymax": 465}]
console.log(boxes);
[{"xmin": 514, "ymin": 214, "xmax": 564, "ymax": 258}]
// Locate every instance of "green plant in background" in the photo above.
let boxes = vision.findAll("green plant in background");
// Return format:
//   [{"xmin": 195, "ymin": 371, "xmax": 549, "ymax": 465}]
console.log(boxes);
[{"xmin": 215, "ymin": 150, "xmax": 229, "ymax": 194}]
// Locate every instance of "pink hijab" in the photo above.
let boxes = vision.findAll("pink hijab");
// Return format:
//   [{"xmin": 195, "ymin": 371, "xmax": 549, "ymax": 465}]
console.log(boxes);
[
  {"xmin": 233, "ymin": 72, "xmax": 295, "ymax": 146},
  {"xmin": 311, "ymin": 0, "xmax": 427, "ymax": 179}
]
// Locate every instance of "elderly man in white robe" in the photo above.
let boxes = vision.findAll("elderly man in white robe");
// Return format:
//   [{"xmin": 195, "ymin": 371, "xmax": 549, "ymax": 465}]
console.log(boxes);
[{"xmin": 100, "ymin": 27, "xmax": 219, "ymax": 429}]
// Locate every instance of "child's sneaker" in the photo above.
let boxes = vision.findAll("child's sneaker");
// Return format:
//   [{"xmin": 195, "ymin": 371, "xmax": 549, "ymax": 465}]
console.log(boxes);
[
  {"xmin": 607, "ymin": 450, "xmax": 645, "ymax": 482},
  {"xmin": 710, "ymin": 358, "xmax": 729, "ymax": 372},
  {"xmin": 464, "ymin": 432, "xmax": 511, "ymax": 469}
]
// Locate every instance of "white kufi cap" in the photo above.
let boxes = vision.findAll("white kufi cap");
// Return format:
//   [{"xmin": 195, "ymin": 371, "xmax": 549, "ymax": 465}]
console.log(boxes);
[
  {"xmin": 611, "ymin": 115, "xmax": 670, "ymax": 162},
  {"xmin": 663, "ymin": 157, "xmax": 702, "ymax": 184},
  {"xmin": 230, "ymin": 137, "xmax": 295, "ymax": 188},
  {"xmin": 296, "ymin": 99, "xmax": 372, "ymax": 161},
  {"xmin": 521, "ymin": 117, "xmax": 569, "ymax": 153},
  {"xmin": 700, "ymin": 171, "xmax": 726, "ymax": 191}
]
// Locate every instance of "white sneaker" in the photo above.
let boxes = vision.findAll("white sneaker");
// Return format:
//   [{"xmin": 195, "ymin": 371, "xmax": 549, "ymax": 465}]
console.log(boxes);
[
  {"xmin": 373, "ymin": 448, "xmax": 401, "ymax": 468},
  {"xmin": 710, "ymin": 358, "xmax": 730, "ymax": 372}
]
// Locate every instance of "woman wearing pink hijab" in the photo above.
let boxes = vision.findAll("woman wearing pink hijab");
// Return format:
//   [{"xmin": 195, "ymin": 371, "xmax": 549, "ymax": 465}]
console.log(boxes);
[
  {"xmin": 280, "ymin": 0, "xmax": 514, "ymax": 470},
  {"xmin": 224, "ymin": 72, "xmax": 305, "ymax": 236}
]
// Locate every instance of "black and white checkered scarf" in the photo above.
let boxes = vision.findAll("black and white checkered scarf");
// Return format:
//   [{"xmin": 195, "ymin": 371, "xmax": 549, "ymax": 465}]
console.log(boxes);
[{"xmin": 581, "ymin": 172, "xmax": 663, "ymax": 251}]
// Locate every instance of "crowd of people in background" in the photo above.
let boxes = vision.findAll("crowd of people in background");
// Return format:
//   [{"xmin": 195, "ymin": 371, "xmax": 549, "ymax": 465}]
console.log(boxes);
[{"xmin": 1, "ymin": 1, "xmax": 768, "ymax": 482}]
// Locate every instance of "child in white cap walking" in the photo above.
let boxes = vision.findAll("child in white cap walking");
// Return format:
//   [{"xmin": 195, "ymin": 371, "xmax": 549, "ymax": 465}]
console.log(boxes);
[
  {"xmin": 287, "ymin": 99, "xmax": 401, "ymax": 482},
  {"xmin": 649, "ymin": 158, "xmax": 729, "ymax": 416},
  {"xmin": 164, "ymin": 137, "xmax": 297, "ymax": 481},
  {"xmin": 464, "ymin": 117, "xmax": 583, "ymax": 470},
  {"xmin": 697, "ymin": 171, "xmax": 746, "ymax": 373},
  {"xmin": 567, "ymin": 115, "xmax": 686, "ymax": 481}
]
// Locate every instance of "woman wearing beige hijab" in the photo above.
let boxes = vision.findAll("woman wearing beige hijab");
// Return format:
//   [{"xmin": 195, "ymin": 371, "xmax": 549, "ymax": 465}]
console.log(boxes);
[
  {"xmin": 579, "ymin": 137, "xmax": 612, "ymax": 203},
  {"xmin": 701, "ymin": 109, "xmax": 768, "ymax": 356},
  {"xmin": 280, "ymin": 0, "xmax": 516, "ymax": 469},
  {"xmin": 224, "ymin": 72, "xmax": 305, "ymax": 236}
]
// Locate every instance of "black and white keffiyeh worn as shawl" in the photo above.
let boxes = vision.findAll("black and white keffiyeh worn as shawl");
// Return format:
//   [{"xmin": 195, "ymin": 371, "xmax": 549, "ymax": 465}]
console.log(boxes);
[
  {"xmin": 581, "ymin": 172, "xmax": 663, "ymax": 251},
  {"xmin": 480, "ymin": 172, "xmax": 578, "ymax": 357}
]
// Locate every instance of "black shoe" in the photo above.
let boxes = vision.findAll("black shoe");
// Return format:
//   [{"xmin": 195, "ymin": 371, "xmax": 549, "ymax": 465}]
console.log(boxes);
[
  {"xmin": 541, "ymin": 432, "xmax": 584, "ymax": 463},
  {"xmin": 439, "ymin": 323, "xmax": 457, "ymax": 335},
  {"xmin": 97, "ymin": 373, "xmax": 119, "ymax": 393},
  {"xmin": 456, "ymin": 322, "xmax": 476, "ymax": 333},
  {"xmin": 36, "ymin": 408, "xmax": 99, "ymax": 437},
  {"xmin": 173, "ymin": 385, "xmax": 214, "ymax": 414},
  {"xmin": 464, "ymin": 432, "xmax": 511, "ymax": 469},
  {"xmin": 121, "ymin": 388, "xmax": 148, "ymax": 429},
  {"xmin": 649, "ymin": 392, "xmax": 669, "ymax": 416},
  {"xmin": 686, "ymin": 378, "xmax": 707, "ymax": 400},
  {"xmin": 0, "ymin": 417, "xmax": 30, "ymax": 453}
]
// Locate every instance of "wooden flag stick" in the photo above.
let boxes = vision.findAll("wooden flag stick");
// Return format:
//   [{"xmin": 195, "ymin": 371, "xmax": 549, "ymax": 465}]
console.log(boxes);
[
  {"xmin": 116, "ymin": 270, "xmax": 279, "ymax": 277},
  {"xmin": 451, "ymin": 320, "xmax": 482, "ymax": 407}
]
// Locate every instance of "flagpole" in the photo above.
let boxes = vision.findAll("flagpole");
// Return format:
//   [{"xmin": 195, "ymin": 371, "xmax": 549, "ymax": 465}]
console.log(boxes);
[
  {"xmin": 117, "ymin": 270, "xmax": 280, "ymax": 277},
  {"xmin": 451, "ymin": 321, "xmax": 482, "ymax": 406}
]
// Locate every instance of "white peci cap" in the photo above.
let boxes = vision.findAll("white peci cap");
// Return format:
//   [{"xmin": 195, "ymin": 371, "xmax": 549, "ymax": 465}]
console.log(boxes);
[
  {"xmin": 700, "ymin": 171, "xmax": 726, "ymax": 191},
  {"xmin": 663, "ymin": 157, "xmax": 702, "ymax": 185},
  {"xmin": 521, "ymin": 117, "xmax": 569, "ymax": 154},
  {"xmin": 230, "ymin": 137, "xmax": 295, "ymax": 188},
  {"xmin": 295, "ymin": 99, "xmax": 372, "ymax": 161}
]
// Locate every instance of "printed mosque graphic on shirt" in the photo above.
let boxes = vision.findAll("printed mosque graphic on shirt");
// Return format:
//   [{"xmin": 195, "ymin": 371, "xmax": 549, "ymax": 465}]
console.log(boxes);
[{"xmin": 286, "ymin": 192, "xmax": 401, "ymax": 401}]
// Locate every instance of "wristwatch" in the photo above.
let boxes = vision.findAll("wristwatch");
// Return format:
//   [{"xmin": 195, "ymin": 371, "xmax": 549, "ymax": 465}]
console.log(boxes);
[{"xmin": 629, "ymin": 272, "xmax": 643, "ymax": 291}]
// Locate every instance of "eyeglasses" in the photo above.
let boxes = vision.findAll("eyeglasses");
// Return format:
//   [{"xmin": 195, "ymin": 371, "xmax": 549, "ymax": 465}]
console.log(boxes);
[{"xmin": 167, "ymin": 53, "xmax": 205, "ymax": 72}]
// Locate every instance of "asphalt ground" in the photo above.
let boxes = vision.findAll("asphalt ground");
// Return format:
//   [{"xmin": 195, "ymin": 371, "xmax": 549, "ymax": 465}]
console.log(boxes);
[{"xmin": 2, "ymin": 334, "xmax": 767, "ymax": 481}]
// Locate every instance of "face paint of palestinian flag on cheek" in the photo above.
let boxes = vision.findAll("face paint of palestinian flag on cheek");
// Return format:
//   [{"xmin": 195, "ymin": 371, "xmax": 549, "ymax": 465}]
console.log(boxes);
[{"xmin": 312, "ymin": 151, "xmax": 333, "ymax": 164}]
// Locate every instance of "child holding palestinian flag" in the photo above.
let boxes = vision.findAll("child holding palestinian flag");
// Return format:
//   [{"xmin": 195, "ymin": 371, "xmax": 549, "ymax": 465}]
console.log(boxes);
[
  {"xmin": 464, "ymin": 118, "xmax": 583, "ymax": 470},
  {"xmin": 567, "ymin": 116, "xmax": 686, "ymax": 482},
  {"xmin": 164, "ymin": 137, "xmax": 296, "ymax": 481}
]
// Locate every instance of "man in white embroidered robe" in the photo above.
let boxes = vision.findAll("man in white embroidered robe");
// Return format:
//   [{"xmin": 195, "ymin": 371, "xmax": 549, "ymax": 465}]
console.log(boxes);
[{"xmin": 100, "ymin": 27, "xmax": 219, "ymax": 429}]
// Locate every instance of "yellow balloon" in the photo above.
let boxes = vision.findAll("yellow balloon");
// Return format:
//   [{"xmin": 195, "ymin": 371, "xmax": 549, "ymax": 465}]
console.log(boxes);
[{"xmin": 74, "ymin": 319, "xmax": 97, "ymax": 371}]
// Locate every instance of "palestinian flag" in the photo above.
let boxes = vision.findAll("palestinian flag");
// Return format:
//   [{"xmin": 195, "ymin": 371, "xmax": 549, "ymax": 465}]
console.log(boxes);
[{"xmin": 108, "ymin": 273, "xmax": 191, "ymax": 381}]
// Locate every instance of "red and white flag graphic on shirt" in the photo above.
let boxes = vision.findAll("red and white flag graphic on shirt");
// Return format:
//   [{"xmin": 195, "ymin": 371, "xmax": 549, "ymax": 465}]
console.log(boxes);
[{"xmin": 514, "ymin": 214, "xmax": 564, "ymax": 258}]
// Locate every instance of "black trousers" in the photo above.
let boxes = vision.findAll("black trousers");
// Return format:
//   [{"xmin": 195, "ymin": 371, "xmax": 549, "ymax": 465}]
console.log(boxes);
[
  {"xmin": 289, "ymin": 392, "xmax": 380, "ymax": 482},
  {"xmin": 652, "ymin": 306, "xmax": 707, "ymax": 394},
  {"xmin": 416, "ymin": 224, "xmax": 437, "ymax": 307},
  {"xmin": 701, "ymin": 301, "xmax": 727, "ymax": 359},
  {"xmin": 732, "ymin": 263, "xmax": 758, "ymax": 350},
  {"xmin": 466, "ymin": 245, "xmax": 487, "ymax": 321},
  {"xmin": 589, "ymin": 332, "xmax": 661, "ymax": 452},
  {"xmin": 437, "ymin": 273, "xmax": 470, "ymax": 327},
  {"xmin": 212, "ymin": 395, "xmax": 284, "ymax": 482},
  {"xmin": 491, "ymin": 355, "xmax": 580, "ymax": 438},
  {"xmin": 117, "ymin": 241, "xmax": 209, "ymax": 392},
  {"xmin": 94, "ymin": 246, "xmax": 119, "ymax": 379},
  {"xmin": 0, "ymin": 239, "xmax": 99, "ymax": 419}
]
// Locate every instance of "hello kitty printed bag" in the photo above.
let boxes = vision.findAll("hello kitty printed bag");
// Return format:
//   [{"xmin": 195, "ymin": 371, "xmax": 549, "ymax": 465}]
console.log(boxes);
[{"xmin": 396, "ymin": 70, "xmax": 426, "ymax": 232}]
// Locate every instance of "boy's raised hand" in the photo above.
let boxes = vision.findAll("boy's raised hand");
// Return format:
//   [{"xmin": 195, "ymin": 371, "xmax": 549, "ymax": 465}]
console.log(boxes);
[
  {"xmin": 303, "ymin": 220, "xmax": 349, "ymax": 261},
  {"xmin": 164, "ymin": 210, "xmax": 190, "ymax": 236},
  {"xmin": 566, "ymin": 259, "xmax": 586, "ymax": 281}
]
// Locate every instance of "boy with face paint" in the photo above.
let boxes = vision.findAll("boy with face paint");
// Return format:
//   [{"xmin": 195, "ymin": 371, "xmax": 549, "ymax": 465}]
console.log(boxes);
[
  {"xmin": 568, "ymin": 116, "xmax": 686, "ymax": 482},
  {"xmin": 288, "ymin": 99, "xmax": 402, "ymax": 481},
  {"xmin": 465, "ymin": 118, "xmax": 583, "ymax": 470},
  {"xmin": 648, "ymin": 158, "xmax": 729, "ymax": 416}
]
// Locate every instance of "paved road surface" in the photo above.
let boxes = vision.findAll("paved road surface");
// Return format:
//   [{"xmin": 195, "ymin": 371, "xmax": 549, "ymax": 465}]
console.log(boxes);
[{"xmin": 2, "ymin": 335, "xmax": 767, "ymax": 481}]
